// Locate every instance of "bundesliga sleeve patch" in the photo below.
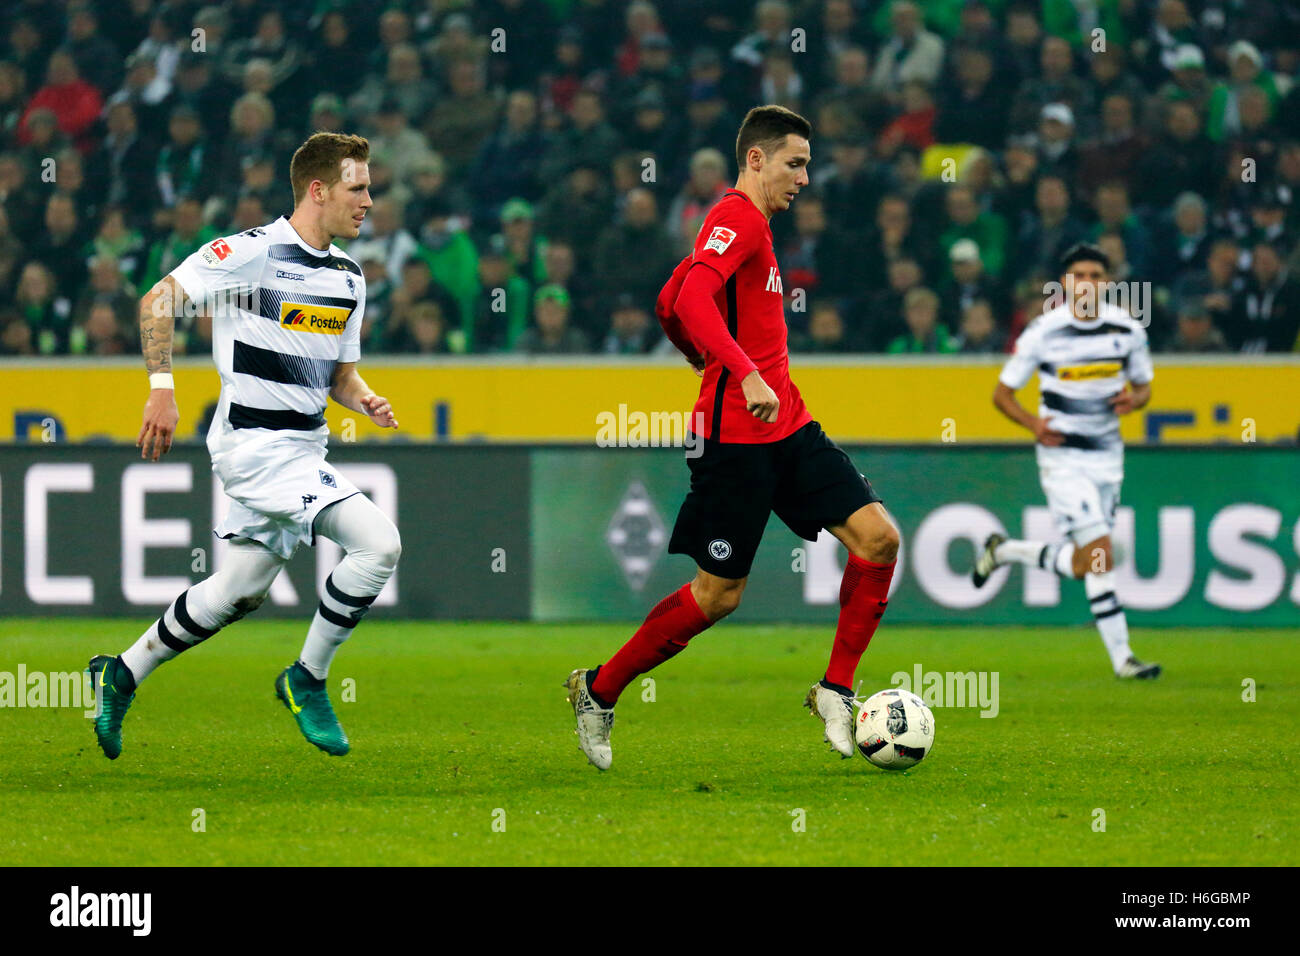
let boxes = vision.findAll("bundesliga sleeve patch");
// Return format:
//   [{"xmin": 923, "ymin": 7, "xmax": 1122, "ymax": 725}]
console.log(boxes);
[
  {"xmin": 201, "ymin": 239, "xmax": 233, "ymax": 265},
  {"xmin": 703, "ymin": 226, "xmax": 737, "ymax": 255}
]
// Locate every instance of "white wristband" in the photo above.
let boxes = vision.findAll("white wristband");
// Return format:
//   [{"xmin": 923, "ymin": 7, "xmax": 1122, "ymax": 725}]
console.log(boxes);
[{"xmin": 149, "ymin": 372, "xmax": 175, "ymax": 390}]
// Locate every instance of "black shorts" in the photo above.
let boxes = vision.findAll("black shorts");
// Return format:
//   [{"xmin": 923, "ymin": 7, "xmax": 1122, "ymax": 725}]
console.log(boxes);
[{"xmin": 668, "ymin": 420, "xmax": 881, "ymax": 579}]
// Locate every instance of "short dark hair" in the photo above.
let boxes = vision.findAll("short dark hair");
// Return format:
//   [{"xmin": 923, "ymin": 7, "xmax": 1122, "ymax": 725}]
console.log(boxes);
[
  {"xmin": 1059, "ymin": 242, "xmax": 1110, "ymax": 274},
  {"xmin": 290, "ymin": 131, "xmax": 370, "ymax": 204},
  {"xmin": 735, "ymin": 104, "xmax": 811, "ymax": 170}
]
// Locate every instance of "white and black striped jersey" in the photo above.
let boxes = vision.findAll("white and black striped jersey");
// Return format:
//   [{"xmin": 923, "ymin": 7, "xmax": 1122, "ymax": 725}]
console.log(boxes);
[
  {"xmin": 999, "ymin": 302, "xmax": 1154, "ymax": 482},
  {"xmin": 170, "ymin": 217, "xmax": 364, "ymax": 457}
]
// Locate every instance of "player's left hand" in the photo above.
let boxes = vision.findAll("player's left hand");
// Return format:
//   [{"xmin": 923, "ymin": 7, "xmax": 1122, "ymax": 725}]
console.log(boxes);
[
  {"xmin": 360, "ymin": 394, "xmax": 399, "ymax": 429},
  {"xmin": 1108, "ymin": 388, "xmax": 1139, "ymax": 415}
]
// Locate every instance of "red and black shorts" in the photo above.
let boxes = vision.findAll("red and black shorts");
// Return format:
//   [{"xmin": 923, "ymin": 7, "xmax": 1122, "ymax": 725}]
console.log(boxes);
[{"xmin": 668, "ymin": 420, "xmax": 881, "ymax": 579}]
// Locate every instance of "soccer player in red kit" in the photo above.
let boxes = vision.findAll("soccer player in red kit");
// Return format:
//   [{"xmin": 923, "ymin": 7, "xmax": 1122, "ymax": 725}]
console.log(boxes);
[{"xmin": 566, "ymin": 106, "xmax": 900, "ymax": 770}]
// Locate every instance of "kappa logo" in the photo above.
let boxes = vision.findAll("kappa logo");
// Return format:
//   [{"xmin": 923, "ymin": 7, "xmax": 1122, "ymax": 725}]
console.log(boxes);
[
  {"xmin": 703, "ymin": 226, "xmax": 737, "ymax": 255},
  {"xmin": 276, "ymin": 269, "xmax": 306, "ymax": 281},
  {"xmin": 319, "ymin": 471, "xmax": 337, "ymax": 488},
  {"xmin": 708, "ymin": 538, "xmax": 732, "ymax": 561},
  {"xmin": 302, "ymin": 494, "xmax": 318, "ymax": 508}
]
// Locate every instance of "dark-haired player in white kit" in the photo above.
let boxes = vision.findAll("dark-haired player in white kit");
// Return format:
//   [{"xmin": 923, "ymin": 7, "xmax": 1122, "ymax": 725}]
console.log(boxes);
[
  {"xmin": 88, "ymin": 132, "xmax": 403, "ymax": 759},
  {"xmin": 973, "ymin": 243, "xmax": 1161, "ymax": 679}
]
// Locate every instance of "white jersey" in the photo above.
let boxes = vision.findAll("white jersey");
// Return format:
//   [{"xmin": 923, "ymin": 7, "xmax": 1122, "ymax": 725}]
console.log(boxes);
[
  {"xmin": 999, "ymin": 302, "xmax": 1153, "ymax": 483},
  {"xmin": 170, "ymin": 216, "xmax": 365, "ymax": 460}
]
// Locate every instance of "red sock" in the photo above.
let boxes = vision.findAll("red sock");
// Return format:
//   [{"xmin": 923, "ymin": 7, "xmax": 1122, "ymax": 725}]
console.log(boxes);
[
  {"xmin": 591, "ymin": 583, "xmax": 711, "ymax": 706},
  {"xmin": 825, "ymin": 554, "xmax": 895, "ymax": 689}
]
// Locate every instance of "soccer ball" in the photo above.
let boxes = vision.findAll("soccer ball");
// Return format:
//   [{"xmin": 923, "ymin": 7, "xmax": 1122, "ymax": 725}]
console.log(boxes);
[{"xmin": 855, "ymin": 689, "xmax": 935, "ymax": 770}]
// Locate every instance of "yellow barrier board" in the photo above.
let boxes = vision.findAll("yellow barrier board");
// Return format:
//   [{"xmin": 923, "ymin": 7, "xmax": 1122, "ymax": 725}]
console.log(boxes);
[{"xmin": 3, "ymin": 358, "xmax": 1296, "ymax": 443}]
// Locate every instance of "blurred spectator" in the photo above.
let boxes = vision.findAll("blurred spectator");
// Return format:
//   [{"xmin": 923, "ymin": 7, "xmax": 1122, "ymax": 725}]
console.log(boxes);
[
  {"xmin": 84, "ymin": 208, "xmax": 146, "ymax": 286},
  {"xmin": 166, "ymin": 51, "xmax": 236, "ymax": 142},
  {"xmin": 220, "ymin": 9, "xmax": 301, "ymax": 100},
  {"xmin": 1154, "ymin": 44, "xmax": 1212, "ymax": 119},
  {"xmin": 81, "ymin": 299, "xmax": 134, "ymax": 355},
  {"xmin": 1016, "ymin": 173, "xmax": 1088, "ymax": 281},
  {"xmin": 878, "ymin": 79, "xmax": 936, "ymax": 156},
  {"xmin": 811, "ymin": 46, "xmax": 890, "ymax": 135},
  {"xmin": 17, "ymin": 51, "xmax": 103, "ymax": 154},
  {"xmin": 1009, "ymin": 36, "xmax": 1091, "ymax": 133},
  {"xmin": 15, "ymin": 261, "xmax": 75, "ymax": 355},
  {"xmin": 368, "ymin": 96, "xmax": 435, "ymax": 185},
  {"xmin": 778, "ymin": 192, "xmax": 856, "ymax": 299},
  {"xmin": 1090, "ymin": 181, "xmax": 1152, "ymax": 277},
  {"xmin": 1135, "ymin": 99, "xmax": 1217, "ymax": 211},
  {"xmin": 870, "ymin": 1, "xmax": 945, "ymax": 101},
  {"xmin": 954, "ymin": 298, "xmax": 1006, "ymax": 354},
  {"xmin": 941, "ymin": 184, "xmax": 1008, "ymax": 279},
  {"xmin": 1227, "ymin": 240, "xmax": 1300, "ymax": 352},
  {"xmin": 1078, "ymin": 93, "xmax": 1147, "ymax": 197},
  {"xmin": 1154, "ymin": 192, "xmax": 1213, "ymax": 286},
  {"xmin": 469, "ymin": 89, "xmax": 547, "ymax": 218},
  {"xmin": 1167, "ymin": 298, "xmax": 1229, "ymax": 352},
  {"xmin": 536, "ymin": 161, "xmax": 613, "ymax": 267},
  {"xmin": 155, "ymin": 105, "xmax": 212, "ymax": 208},
  {"xmin": 1036, "ymin": 102, "xmax": 1079, "ymax": 184},
  {"xmin": 593, "ymin": 187, "xmax": 676, "ymax": 307},
  {"xmin": 1207, "ymin": 40, "xmax": 1279, "ymax": 142},
  {"xmin": 602, "ymin": 293, "xmax": 661, "ymax": 354},
  {"xmin": 98, "ymin": 102, "xmax": 156, "ymax": 214},
  {"xmin": 351, "ymin": 198, "xmax": 419, "ymax": 287},
  {"xmin": 142, "ymin": 197, "xmax": 214, "ymax": 291},
  {"xmin": 540, "ymin": 89, "xmax": 622, "ymax": 187},
  {"xmin": 351, "ymin": 45, "xmax": 437, "ymax": 125},
  {"xmin": 470, "ymin": 247, "xmax": 531, "ymax": 352},
  {"xmin": 425, "ymin": 57, "xmax": 500, "ymax": 176},
  {"xmin": 389, "ymin": 300, "xmax": 455, "ymax": 355},
  {"xmin": 941, "ymin": 238, "xmax": 1009, "ymax": 331},
  {"xmin": 516, "ymin": 284, "xmax": 590, "ymax": 354},
  {"xmin": 935, "ymin": 46, "xmax": 1007, "ymax": 150},
  {"xmin": 887, "ymin": 287, "xmax": 958, "ymax": 353},
  {"xmin": 66, "ymin": 2, "xmax": 124, "ymax": 97},
  {"xmin": 666, "ymin": 148, "xmax": 729, "ymax": 250},
  {"xmin": 789, "ymin": 301, "xmax": 857, "ymax": 353},
  {"xmin": 855, "ymin": 254, "xmax": 923, "ymax": 350},
  {"xmin": 31, "ymin": 193, "xmax": 88, "ymax": 295}
]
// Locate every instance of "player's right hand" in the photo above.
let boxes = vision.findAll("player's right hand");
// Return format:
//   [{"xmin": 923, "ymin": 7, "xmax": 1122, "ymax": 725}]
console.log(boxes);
[
  {"xmin": 138, "ymin": 389, "xmax": 179, "ymax": 460},
  {"xmin": 741, "ymin": 370, "xmax": 779, "ymax": 423},
  {"xmin": 1033, "ymin": 416, "xmax": 1064, "ymax": 446},
  {"xmin": 687, "ymin": 354, "xmax": 706, "ymax": 377}
]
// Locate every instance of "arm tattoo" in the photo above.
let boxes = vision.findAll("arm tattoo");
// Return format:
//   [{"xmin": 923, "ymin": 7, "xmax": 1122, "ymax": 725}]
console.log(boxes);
[{"xmin": 140, "ymin": 279, "xmax": 179, "ymax": 374}]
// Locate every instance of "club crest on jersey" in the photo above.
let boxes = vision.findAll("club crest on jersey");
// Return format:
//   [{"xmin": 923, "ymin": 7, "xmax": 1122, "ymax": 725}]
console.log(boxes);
[
  {"xmin": 319, "ymin": 471, "xmax": 336, "ymax": 488},
  {"xmin": 708, "ymin": 538, "xmax": 732, "ymax": 561},
  {"xmin": 346, "ymin": 275, "xmax": 355, "ymax": 295},
  {"xmin": 704, "ymin": 226, "xmax": 737, "ymax": 254},
  {"xmin": 279, "ymin": 301, "xmax": 349, "ymax": 335},
  {"xmin": 765, "ymin": 266, "xmax": 783, "ymax": 293}
]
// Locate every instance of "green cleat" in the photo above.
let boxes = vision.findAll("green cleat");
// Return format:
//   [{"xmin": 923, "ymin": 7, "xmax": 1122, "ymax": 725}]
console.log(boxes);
[
  {"xmin": 275, "ymin": 662, "xmax": 350, "ymax": 756},
  {"xmin": 87, "ymin": 655, "xmax": 136, "ymax": 760}
]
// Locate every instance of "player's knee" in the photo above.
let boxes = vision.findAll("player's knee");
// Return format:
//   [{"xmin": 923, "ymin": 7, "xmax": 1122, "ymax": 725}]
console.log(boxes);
[
  {"xmin": 693, "ymin": 577, "xmax": 744, "ymax": 621},
  {"xmin": 869, "ymin": 521, "xmax": 900, "ymax": 563},
  {"xmin": 227, "ymin": 590, "xmax": 267, "ymax": 624},
  {"xmin": 374, "ymin": 526, "xmax": 402, "ymax": 576}
]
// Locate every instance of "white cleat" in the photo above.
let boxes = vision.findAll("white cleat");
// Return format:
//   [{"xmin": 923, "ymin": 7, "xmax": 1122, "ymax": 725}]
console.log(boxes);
[
  {"xmin": 1115, "ymin": 656, "xmax": 1162, "ymax": 680},
  {"xmin": 565, "ymin": 668, "xmax": 614, "ymax": 770},
  {"xmin": 804, "ymin": 682, "xmax": 856, "ymax": 758},
  {"xmin": 972, "ymin": 532, "xmax": 1006, "ymax": 588}
]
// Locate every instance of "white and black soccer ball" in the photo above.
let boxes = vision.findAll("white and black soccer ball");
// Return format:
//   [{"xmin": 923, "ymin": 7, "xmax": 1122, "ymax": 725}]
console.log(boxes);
[{"xmin": 855, "ymin": 688, "xmax": 935, "ymax": 770}]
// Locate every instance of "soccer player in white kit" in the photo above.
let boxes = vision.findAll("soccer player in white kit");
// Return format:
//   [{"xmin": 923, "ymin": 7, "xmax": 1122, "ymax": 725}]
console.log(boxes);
[
  {"xmin": 972, "ymin": 244, "xmax": 1161, "ymax": 679},
  {"xmin": 88, "ymin": 133, "xmax": 402, "ymax": 758}
]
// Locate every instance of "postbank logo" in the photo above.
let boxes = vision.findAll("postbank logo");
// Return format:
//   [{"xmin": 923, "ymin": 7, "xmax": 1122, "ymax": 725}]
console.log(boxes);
[{"xmin": 279, "ymin": 302, "xmax": 350, "ymax": 335}]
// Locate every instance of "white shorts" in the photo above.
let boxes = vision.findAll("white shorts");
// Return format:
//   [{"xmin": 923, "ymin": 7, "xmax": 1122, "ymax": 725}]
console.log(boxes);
[
  {"xmin": 212, "ymin": 437, "xmax": 360, "ymax": 559},
  {"xmin": 1040, "ymin": 468, "xmax": 1119, "ymax": 547}
]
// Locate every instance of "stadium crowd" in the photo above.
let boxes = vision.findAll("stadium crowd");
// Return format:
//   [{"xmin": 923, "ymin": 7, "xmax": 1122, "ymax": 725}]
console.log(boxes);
[{"xmin": 2, "ymin": 0, "xmax": 1300, "ymax": 357}]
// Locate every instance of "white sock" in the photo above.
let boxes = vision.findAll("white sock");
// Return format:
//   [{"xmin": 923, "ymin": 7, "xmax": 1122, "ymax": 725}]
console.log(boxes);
[
  {"xmin": 1045, "ymin": 541, "xmax": 1076, "ymax": 578},
  {"xmin": 1086, "ymin": 571, "xmax": 1132, "ymax": 671},
  {"xmin": 993, "ymin": 538, "xmax": 1047, "ymax": 567},
  {"xmin": 300, "ymin": 496, "xmax": 401, "ymax": 679},
  {"xmin": 120, "ymin": 539, "xmax": 284, "ymax": 685}
]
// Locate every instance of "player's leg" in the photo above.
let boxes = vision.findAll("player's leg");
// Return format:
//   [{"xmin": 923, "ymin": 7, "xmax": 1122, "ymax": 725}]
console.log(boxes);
[
  {"xmin": 775, "ymin": 424, "xmax": 893, "ymax": 757},
  {"xmin": 1077, "ymin": 485, "xmax": 1160, "ymax": 679},
  {"xmin": 566, "ymin": 567, "xmax": 737, "ymax": 770},
  {"xmin": 88, "ymin": 537, "xmax": 287, "ymax": 759},
  {"xmin": 567, "ymin": 438, "xmax": 773, "ymax": 770},
  {"xmin": 275, "ymin": 493, "xmax": 402, "ymax": 756},
  {"xmin": 973, "ymin": 468, "xmax": 1090, "ymax": 584}
]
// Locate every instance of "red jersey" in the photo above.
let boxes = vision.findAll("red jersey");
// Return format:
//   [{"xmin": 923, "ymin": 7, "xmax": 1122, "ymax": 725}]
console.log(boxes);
[{"xmin": 657, "ymin": 189, "xmax": 812, "ymax": 444}]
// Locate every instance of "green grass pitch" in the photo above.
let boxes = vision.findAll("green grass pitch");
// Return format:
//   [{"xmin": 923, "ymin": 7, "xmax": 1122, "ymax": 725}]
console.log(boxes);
[{"xmin": 0, "ymin": 618, "xmax": 1294, "ymax": 866}]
